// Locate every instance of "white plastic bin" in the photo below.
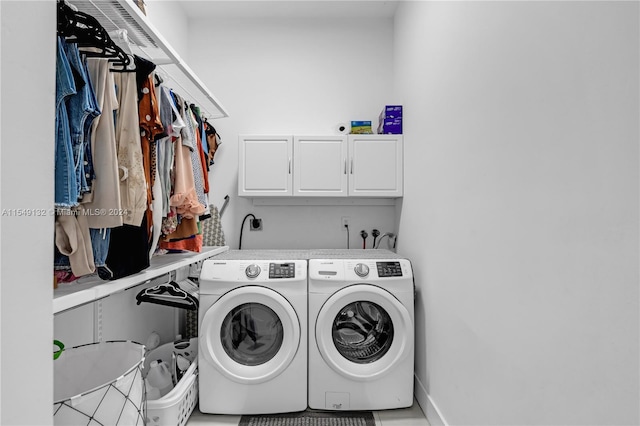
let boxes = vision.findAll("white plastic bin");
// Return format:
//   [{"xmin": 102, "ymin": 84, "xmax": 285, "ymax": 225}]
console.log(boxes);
[
  {"xmin": 53, "ymin": 340, "xmax": 146, "ymax": 426},
  {"xmin": 143, "ymin": 338, "xmax": 199, "ymax": 426}
]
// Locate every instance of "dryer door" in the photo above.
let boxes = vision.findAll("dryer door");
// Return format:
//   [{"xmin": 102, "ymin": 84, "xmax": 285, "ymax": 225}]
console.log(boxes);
[
  {"xmin": 201, "ymin": 286, "xmax": 301, "ymax": 384},
  {"xmin": 315, "ymin": 284, "xmax": 412, "ymax": 381}
]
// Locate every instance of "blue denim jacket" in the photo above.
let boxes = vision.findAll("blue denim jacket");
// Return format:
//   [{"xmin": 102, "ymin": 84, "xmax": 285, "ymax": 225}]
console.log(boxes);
[{"xmin": 55, "ymin": 36, "xmax": 78, "ymax": 207}]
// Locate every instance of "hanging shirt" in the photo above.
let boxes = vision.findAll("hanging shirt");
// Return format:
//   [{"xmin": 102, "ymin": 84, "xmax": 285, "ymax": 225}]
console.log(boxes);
[
  {"xmin": 81, "ymin": 58, "xmax": 123, "ymax": 229},
  {"xmin": 183, "ymin": 102, "xmax": 208, "ymax": 209},
  {"xmin": 113, "ymin": 71, "xmax": 147, "ymax": 227},
  {"xmin": 205, "ymin": 122, "xmax": 221, "ymax": 166},
  {"xmin": 170, "ymin": 135, "xmax": 205, "ymax": 219},
  {"xmin": 158, "ymin": 85, "xmax": 184, "ymax": 215},
  {"xmin": 166, "ymin": 90, "xmax": 204, "ymax": 219},
  {"xmin": 189, "ymin": 105, "xmax": 210, "ymax": 194},
  {"xmin": 138, "ymin": 71, "xmax": 164, "ymax": 239}
]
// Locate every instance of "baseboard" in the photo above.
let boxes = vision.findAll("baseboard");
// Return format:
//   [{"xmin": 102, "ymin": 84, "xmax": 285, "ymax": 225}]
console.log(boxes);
[{"xmin": 414, "ymin": 374, "xmax": 447, "ymax": 426}]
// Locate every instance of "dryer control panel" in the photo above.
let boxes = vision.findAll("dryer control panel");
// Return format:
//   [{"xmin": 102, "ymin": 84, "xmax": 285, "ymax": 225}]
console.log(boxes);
[{"xmin": 376, "ymin": 261, "xmax": 403, "ymax": 277}]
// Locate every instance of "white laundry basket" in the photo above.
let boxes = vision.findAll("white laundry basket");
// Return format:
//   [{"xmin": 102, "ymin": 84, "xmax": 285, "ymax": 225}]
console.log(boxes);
[
  {"xmin": 53, "ymin": 340, "xmax": 146, "ymax": 426},
  {"xmin": 144, "ymin": 338, "xmax": 199, "ymax": 426}
]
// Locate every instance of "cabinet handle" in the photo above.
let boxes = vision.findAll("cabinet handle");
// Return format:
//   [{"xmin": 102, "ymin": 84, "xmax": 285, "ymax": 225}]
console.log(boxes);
[
  {"xmin": 344, "ymin": 159, "xmax": 347, "ymax": 174},
  {"xmin": 350, "ymin": 158, "xmax": 354, "ymax": 174},
  {"xmin": 289, "ymin": 158, "xmax": 292, "ymax": 174}
]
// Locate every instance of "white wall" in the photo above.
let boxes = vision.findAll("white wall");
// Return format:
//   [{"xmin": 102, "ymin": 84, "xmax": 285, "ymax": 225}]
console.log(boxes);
[
  {"xmin": 0, "ymin": 3, "xmax": 187, "ymax": 423},
  {"xmin": 187, "ymin": 16, "xmax": 399, "ymax": 249},
  {"xmin": 394, "ymin": 2, "xmax": 639, "ymax": 425},
  {"xmin": 144, "ymin": 0, "xmax": 190, "ymax": 61},
  {"xmin": 0, "ymin": 1, "xmax": 55, "ymax": 424}
]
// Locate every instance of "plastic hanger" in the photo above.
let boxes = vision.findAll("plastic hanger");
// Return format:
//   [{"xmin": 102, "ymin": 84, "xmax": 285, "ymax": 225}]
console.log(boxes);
[
  {"xmin": 136, "ymin": 280, "xmax": 198, "ymax": 311},
  {"xmin": 57, "ymin": 0, "xmax": 134, "ymax": 71}
]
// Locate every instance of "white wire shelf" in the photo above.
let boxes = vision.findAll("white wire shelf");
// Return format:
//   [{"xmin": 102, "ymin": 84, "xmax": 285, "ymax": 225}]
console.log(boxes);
[
  {"xmin": 53, "ymin": 246, "xmax": 229, "ymax": 314},
  {"xmin": 67, "ymin": 0, "xmax": 229, "ymax": 119}
]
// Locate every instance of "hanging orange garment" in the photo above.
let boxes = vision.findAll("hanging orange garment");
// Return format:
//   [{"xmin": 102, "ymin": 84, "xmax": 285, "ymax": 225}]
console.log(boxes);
[
  {"xmin": 159, "ymin": 234, "xmax": 203, "ymax": 253},
  {"xmin": 194, "ymin": 120, "xmax": 209, "ymax": 194},
  {"xmin": 161, "ymin": 216, "xmax": 198, "ymax": 242},
  {"xmin": 205, "ymin": 122, "xmax": 220, "ymax": 166},
  {"xmin": 138, "ymin": 73, "xmax": 164, "ymax": 240},
  {"xmin": 159, "ymin": 217, "xmax": 202, "ymax": 252}
]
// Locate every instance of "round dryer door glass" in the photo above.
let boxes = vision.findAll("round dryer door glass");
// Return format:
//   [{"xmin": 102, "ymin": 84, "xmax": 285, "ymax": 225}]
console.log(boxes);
[
  {"xmin": 332, "ymin": 301, "xmax": 394, "ymax": 364},
  {"xmin": 220, "ymin": 303, "xmax": 284, "ymax": 366}
]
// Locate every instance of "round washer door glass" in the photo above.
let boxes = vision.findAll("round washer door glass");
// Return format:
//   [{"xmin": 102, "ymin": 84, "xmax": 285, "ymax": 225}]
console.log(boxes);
[
  {"xmin": 200, "ymin": 286, "xmax": 301, "ymax": 384},
  {"xmin": 220, "ymin": 302, "xmax": 284, "ymax": 366},
  {"xmin": 332, "ymin": 301, "xmax": 393, "ymax": 363},
  {"xmin": 315, "ymin": 284, "xmax": 412, "ymax": 381}
]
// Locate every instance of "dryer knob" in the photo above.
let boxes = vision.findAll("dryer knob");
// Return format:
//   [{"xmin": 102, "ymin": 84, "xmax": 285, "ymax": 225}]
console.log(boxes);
[
  {"xmin": 354, "ymin": 263, "xmax": 369, "ymax": 277},
  {"xmin": 245, "ymin": 264, "xmax": 261, "ymax": 278}
]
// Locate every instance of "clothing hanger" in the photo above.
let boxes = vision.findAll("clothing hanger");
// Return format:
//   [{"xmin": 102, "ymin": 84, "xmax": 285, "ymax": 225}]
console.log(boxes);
[
  {"xmin": 57, "ymin": 0, "xmax": 134, "ymax": 71},
  {"xmin": 107, "ymin": 29, "xmax": 137, "ymax": 72},
  {"xmin": 109, "ymin": 29, "xmax": 132, "ymax": 54},
  {"xmin": 135, "ymin": 280, "xmax": 199, "ymax": 310}
]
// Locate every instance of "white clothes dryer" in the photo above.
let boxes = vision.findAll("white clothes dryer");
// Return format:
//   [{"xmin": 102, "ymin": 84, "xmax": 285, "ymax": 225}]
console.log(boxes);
[
  {"xmin": 198, "ymin": 252, "xmax": 307, "ymax": 415},
  {"xmin": 308, "ymin": 253, "xmax": 414, "ymax": 411}
]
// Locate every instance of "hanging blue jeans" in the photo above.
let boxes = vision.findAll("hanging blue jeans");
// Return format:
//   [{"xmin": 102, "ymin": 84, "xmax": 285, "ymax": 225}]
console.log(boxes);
[
  {"xmin": 90, "ymin": 228, "xmax": 111, "ymax": 268},
  {"xmin": 63, "ymin": 41, "xmax": 101, "ymax": 199},
  {"xmin": 55, "ymin": 36, "xmax": 78, "ymax": 207}
]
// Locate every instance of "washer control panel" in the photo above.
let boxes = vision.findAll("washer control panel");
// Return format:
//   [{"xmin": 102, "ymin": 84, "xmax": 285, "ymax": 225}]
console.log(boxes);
[
  {"xmin": 376, "ymin": 261, "xmax": 403, "ymax": 277},
  {"xmin": 269, "ymin": 262, "xmax": 296, "ymax": 279}
]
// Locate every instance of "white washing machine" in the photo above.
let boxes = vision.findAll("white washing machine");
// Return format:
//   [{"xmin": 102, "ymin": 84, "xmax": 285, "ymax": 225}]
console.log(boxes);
[
  {"xmin": 308, "ymin": 252, "xmax": 414, "ymax": 411},
  {"xmin": 198, "ymin": 251, "xmax": 307, "ymax": 414}
]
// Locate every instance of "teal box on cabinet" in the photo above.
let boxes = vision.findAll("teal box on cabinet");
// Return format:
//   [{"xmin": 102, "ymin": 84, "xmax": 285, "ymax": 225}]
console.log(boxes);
[{"xmin": 350, "ymin": 121, "xmax": 373, "ymax": 134}]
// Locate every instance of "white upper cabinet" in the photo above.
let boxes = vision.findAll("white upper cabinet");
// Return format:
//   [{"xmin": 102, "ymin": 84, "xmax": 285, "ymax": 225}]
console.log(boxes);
[
  {"xmin": 294, "ymin": 136, "xmax": 348, "ymax": 197},
  {"xmin": 239, "ymin": 134, "xmax": 403, "ymax": 198},
  {"xmin": 348, "ymin": 135, "xmax": 403, "ymax": 197},
  {"xmin": 239, "ymin": 135, "xmax": 293, "ymax": 196}
]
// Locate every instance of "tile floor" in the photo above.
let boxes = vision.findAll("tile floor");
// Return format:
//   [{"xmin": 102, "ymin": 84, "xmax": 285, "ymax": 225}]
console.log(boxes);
[{"xmin": 186, "ymin": 399, "xmax": 430, "ymax": 426}]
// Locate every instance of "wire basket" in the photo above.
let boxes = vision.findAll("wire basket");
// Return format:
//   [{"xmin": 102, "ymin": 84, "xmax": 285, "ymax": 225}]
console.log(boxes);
[
  {"xmin": 53, "ymin": 340, "xmax": 146, "ymax": 426},
  {"xmin": 144, "ymin": 338, "xmax": 198, "ymax": 426}
]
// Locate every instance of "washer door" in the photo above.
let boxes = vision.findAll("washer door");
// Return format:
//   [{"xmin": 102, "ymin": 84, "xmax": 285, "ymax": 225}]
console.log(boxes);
[
  {"xmin": 201, "ymin": 286, "xmax": 300, "ymax": 384},
  {"xmin": 315, "ymin": 284, "xmax": 412, "ymax": 381}
]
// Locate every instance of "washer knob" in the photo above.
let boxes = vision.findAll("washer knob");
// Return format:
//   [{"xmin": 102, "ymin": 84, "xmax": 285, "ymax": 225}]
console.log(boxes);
[
  {"xmin": 354, "ymin": 263, "xmax": 369, "ymax": 277},
  {"xmin": 245, "ymin": 264, "xmax": 261, "ymax": 278}
]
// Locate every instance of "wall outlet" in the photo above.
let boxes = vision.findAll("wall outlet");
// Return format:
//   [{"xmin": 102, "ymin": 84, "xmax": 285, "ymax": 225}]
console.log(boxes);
[
  {"xmin": 341, "ymin": 217, "xmax": 350, "ymax": 229},
  {"xmin": 250, "ymin": 218, "xmax": 263, "ymax": 231}
]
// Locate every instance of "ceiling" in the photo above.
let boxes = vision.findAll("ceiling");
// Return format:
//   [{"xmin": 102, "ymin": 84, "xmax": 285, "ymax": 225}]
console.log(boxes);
[{"xmin": 178, "ymin": 0, "xmax": 399, "ymax": 20}]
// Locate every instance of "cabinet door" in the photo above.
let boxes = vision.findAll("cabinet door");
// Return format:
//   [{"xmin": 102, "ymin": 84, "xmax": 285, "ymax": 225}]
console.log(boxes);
[
  {"xmin": 348, "ymin": 135, "xmax": 403, "ymax": 197},
  {"xmin": 294, "ymin": 136, "xmax": 347, "ymax": 197},
  {"xmin": 239, "ymin": 135, "xmax": 293, "ymax": 196}
]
